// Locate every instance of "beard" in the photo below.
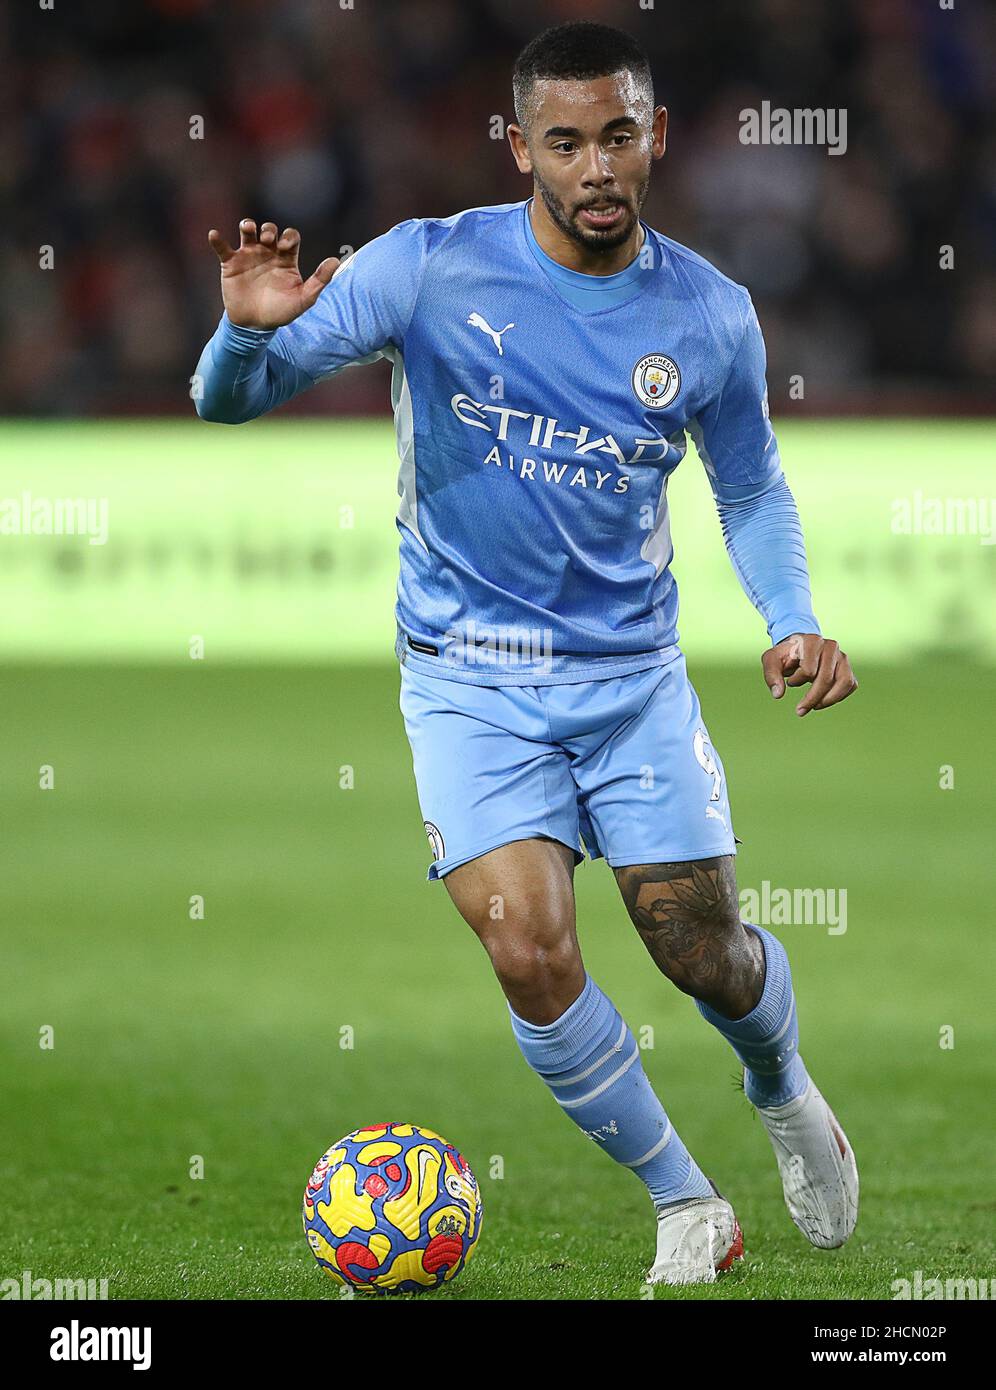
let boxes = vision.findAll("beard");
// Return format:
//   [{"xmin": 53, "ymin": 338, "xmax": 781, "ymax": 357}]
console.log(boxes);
[{"xmin": 533, "ymin": 167, "xmax": 649, "ymax": 255}]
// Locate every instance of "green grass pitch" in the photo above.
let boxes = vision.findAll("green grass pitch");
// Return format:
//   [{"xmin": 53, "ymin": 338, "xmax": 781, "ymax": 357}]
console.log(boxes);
[{"xmin": 1, "ymin": 656, "xmax": 991, "ymax": 1300}]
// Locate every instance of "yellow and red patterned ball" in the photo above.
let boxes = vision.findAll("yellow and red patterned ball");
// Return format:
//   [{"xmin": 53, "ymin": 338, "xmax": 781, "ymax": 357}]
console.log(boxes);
[{"xmin": 302, "ymin": 1122, "xmax": 483, "ymax": 1293}]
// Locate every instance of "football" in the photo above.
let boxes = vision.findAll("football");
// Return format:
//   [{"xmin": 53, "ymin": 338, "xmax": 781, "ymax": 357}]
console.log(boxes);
[{"xmin": 302, "ymin": 1122, "xmax": 483, "ymax": 1293}]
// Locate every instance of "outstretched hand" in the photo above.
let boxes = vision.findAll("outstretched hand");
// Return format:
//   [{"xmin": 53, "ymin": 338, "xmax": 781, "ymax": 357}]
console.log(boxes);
[
  {"xmin": 761, "ymin": 634, "xmax": 857, "ymax": 716},
  {"xmin": 207, "ymin": 219, "xmax": 339, "ymax": 330}
]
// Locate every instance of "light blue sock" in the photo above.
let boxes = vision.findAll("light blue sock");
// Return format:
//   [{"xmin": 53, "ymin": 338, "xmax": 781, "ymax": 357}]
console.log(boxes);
[
  {"xmin": 695, "ymin": 923, "xmax": 809, "ymax": 1108},
  {"xmin": 509, "ymin": 974, "xmax": 712, "ymax": 1209}
]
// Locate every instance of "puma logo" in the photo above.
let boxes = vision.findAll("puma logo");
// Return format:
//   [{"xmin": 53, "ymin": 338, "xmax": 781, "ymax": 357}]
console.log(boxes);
[
  {"xmin": 467, "ymin": 311, "xmax": 515, "ymax": 355},
  {"xmin": 705, "ymin": 805, "xmax": 729, "ymax": 831}
]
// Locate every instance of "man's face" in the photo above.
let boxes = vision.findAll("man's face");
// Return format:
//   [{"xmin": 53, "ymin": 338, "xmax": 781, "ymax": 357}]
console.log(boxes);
[{"xmin": 509, "ymin": 72, "xmax": 667, "ymax": 255}]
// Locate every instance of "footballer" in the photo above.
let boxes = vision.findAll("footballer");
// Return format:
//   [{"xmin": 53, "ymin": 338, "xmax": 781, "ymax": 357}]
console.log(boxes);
[{"xmin": 194, "ymin": 21, "xmax": 859, "ymax": 1285}]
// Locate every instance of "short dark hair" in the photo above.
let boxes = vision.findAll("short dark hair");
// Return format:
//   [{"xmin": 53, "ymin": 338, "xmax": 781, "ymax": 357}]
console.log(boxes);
[{"xmin": 512, "ymin": 21, "xmax": 653, "ymax": 131}]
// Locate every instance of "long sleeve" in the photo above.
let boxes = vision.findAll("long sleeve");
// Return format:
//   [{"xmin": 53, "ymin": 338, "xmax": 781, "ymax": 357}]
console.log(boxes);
[
  {"xmin": 689, "ymin": 293, "xmax": 819, "ymax": 642},
  {"xmin": 715, "ymin": 476, "xmax": 819, "ymax": 643},
  {"xmin": 193, "ymin": 315, "xmax": 302, "ymax": 423},
  {"xmin": 193, "ymin": 218, "xmax": 426, "ymax": 424}
]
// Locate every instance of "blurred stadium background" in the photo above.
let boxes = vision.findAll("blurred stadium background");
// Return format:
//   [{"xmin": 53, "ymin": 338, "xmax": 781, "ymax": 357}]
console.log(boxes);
[
  {"xmin": 3, "ymin": 0, "xmax": 995, "ymax": 414},
  {"xmin": 1, "ymin": 0, "xmax": 994, "ymax": 1300}
]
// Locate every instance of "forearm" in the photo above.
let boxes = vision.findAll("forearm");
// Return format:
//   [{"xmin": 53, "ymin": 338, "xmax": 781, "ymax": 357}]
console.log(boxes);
[
  {"xmin": 193, "ymin": 313, "xmax": 309, "ymax": 424},
  {"xmin": 716, "ymin": 475, "xmax": 820, "ymax": 643}
]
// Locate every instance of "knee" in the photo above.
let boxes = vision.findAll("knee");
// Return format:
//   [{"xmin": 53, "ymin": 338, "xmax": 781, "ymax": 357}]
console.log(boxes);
[
  {"xmin": 488, "ymin": 929, "xmax": 577, "ymax": 994},
  {"xmin": 481, "ymin": 916, "xmax": 584, "ymax": 1024},
  {"xmin": 663, "ymin": 920, "xmax": 763, "ymax": 1016}
]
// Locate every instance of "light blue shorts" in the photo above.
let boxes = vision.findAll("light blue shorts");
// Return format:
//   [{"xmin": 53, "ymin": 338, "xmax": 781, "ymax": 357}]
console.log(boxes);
[{"xmin": 399, "ymin": 654, "xmax": 737, "ymax": 881}]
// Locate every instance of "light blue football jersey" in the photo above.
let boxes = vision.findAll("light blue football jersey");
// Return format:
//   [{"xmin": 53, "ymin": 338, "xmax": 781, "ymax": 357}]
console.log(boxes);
[{"xmin": 203, "ymin": 200, "xmax": 800, "ymax": 684}]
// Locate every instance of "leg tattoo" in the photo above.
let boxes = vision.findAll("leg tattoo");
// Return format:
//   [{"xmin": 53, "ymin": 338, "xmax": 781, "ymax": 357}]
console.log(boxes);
[{"xmin": 615, "ymin": 857, "xmax": 763, "ymax": 1017}]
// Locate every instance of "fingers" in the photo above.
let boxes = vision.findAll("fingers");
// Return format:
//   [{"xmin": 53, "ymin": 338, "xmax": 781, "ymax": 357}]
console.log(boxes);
[
  {"xmin": 300, "ymin": 257, "xmax": 341, "ymax": 309},
  {"xmin": 809, "ymin": 653, "xmax": 858, "ymax": 711},
  {"xmin": 796, "ymin": 639, "xmax": 840, "ymax": 716},
  {"xmin": 208, "ymin": 215, "xmax": 340, "ymax": 322},
  {"xmin": 259, "ymin": 222, "xmax": 302, "ymax": 257},
  {"xmin": 240, "ymin": 220, "xmax": 303, "ymax": 259},
  {"xmin": 211, "ymin": 220, "xmax": 303, "ymax": 263},
  {"xmin": 207, "ymin": 229, "xmax": 235, "ymax": 263},
  {"xmin": 761, "ymin": 647, "xmax": 786, "ymax": 698},
  {"xmin": 763, "ymin": 634, "xmax": 858, "ymax": 714},
  {"xmin": 784, "ymin": 633, "xmax": 823, "ymax": 687},
  {"xmin": 761, "ymin": 632, "xmax": 807, "ymax": 699}
]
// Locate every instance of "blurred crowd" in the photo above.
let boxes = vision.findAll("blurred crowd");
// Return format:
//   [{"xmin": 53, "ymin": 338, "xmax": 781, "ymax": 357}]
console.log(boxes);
[{"xmin": 3, "ymin": 0, "xmax": 994, "ymax": 415}]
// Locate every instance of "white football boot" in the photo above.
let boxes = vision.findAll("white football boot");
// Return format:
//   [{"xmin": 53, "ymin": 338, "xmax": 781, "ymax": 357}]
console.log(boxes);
[
  {"xmin": 647, "ymin": 1182, "xmax": 744, "ymax": 1286},
  {"xmin": 753, "ymin": 1074, "xmax": 859, "ymax": 1248}
]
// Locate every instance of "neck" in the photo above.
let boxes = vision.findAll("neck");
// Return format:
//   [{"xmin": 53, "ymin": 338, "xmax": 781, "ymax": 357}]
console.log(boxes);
[{"xmin": 528, "ymin": 194, "xmax": 644, "ymax": 275}]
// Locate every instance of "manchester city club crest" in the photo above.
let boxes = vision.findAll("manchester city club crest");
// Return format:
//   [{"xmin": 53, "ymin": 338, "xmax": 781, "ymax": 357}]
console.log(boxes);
[
  {"xmin": 632, "ymin": 353, "xmax": 681, "ymax": 409},
  {"xmin": 424, "ymin": 820, "xmax": 445, "ymax": 861}
]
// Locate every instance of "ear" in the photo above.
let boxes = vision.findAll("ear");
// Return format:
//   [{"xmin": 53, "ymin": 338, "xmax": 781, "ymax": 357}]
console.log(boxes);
[
  {"xmin": 652, "ymin": 105, "xmax": 668, "ymax": 159},
  {"xmin": 507, "ymin": 123, "xmax": 533, "ymax": 175}
]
